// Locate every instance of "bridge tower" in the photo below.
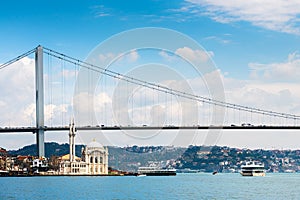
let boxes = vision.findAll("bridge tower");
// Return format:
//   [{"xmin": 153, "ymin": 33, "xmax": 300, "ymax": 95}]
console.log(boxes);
[{"xmin": 35, "ymin": 45, "xmax": 45, "ymax": 157}]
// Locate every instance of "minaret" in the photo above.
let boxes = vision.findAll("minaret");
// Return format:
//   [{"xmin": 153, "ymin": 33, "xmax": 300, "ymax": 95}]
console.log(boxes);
[{"xmin": 69, "ymin": 118, "xmax": 76, "ymax": 162}]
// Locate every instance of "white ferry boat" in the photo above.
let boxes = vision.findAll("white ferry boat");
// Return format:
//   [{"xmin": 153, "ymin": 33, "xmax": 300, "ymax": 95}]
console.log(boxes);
[
  {"xmin": 137, "ymin": 167, "xmax": 176, "ymax": 176},
  {"xmin": 0, "ymin": 170, "xmax": 9, "ymax": 176},
  {"xmin": 240, "ymin": 161, "xmax": 265, "ymax": 176}
]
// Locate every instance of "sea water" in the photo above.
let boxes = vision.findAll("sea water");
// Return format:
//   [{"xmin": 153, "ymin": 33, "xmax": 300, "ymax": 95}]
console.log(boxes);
[{"xmin": 0, "ymin": 173, "xmax": 299, "ymax": 200}]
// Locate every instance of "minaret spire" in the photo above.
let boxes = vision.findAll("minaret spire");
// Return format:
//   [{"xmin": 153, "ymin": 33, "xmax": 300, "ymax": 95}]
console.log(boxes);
[{"xmin": 69, "ymin": 118, "xmax": 76, "ymax": 162}]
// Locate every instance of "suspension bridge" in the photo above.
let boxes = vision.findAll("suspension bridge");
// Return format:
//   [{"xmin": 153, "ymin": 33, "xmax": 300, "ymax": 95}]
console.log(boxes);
[{"xmin": 0, "ymin": 45, "xmax": 299, "ymax": 157}]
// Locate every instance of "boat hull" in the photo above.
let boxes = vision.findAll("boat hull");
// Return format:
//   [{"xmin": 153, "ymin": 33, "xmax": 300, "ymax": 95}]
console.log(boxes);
[
  {"xmin": 141, "ymin": 172, "xmax": 176, "ymax": 176},
  {"xmin": 138, "ymin": 167, "xmax": 176, "ymax": 176},
  {"xmin": 240, "ymin": 172, "xmax": 265, "ymax": 176}
]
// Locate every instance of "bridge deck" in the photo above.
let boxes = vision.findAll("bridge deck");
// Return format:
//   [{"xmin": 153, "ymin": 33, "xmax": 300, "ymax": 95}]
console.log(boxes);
[{"xmin": 0, "ymin": 125, "xmax": 300, "ymax": 133}]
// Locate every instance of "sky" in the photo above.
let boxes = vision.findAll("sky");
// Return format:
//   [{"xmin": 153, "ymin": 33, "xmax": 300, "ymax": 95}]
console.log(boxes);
[{"xmin": 1, "ymin": 0, "xmax": 300, "ymax": 150}]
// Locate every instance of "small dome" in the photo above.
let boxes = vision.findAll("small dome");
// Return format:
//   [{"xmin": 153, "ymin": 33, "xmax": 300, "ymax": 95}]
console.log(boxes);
[{"xmin": 87, "ymin": 140, "xmax": 103, "ymax": 148}]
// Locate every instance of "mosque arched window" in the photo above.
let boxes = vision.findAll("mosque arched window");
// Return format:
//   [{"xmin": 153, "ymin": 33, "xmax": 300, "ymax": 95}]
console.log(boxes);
[{"xmin": 90, "ymin": 157, "xmax": 93, "ymax": 163}]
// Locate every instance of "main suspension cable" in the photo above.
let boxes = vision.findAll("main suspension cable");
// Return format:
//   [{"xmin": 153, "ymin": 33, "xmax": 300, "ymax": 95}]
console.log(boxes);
[
  {"xmin": 43, "ymin": 47, "xmax": 300, "ymax": 120},
  {"xmin": 0, "ymin": 48, "xmax": 35, "ymax": 70}
]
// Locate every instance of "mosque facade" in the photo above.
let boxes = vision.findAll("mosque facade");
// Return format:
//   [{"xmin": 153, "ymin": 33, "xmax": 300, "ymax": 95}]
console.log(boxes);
[{"xmin": 59, "ymin": 121, "xmax": 108, "ymax": 175}]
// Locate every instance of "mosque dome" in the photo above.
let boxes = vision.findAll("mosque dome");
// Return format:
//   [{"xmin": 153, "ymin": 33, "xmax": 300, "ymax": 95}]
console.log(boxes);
[{"xmin": 87, "ymin": 139, "xmax": 103, "ymax": 148}]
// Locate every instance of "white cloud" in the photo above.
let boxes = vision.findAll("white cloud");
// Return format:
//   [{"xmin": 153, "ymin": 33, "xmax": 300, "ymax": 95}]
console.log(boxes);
[
  {"xmin": 175, "ymin": 47, "xmax": 214, "ymax": 63},
  {"xmin": 94, "ymin": 92, "xmax": 112, "ymax": 111},
  {"xmin": 158, "ymin": 51, "xmax": 178, "ymax": 62},
  {"xmin": 98, "ymin": 53, "xmax": 116, "ymax": 63},
  {"xmin": 22, "ymin": 103, "xmax": 35, "ymax": 125},
  {"xmin": 158, "ymin": 47, "xmax": 214, "ymax": 64},
  {"xmin": 0, "ymin": 56, "xmax": 78, "ymax": 127},
  {"xmin": 0, "ymin": 100, "xmax": 6, "ymax": 107},
  {"xmin": 184, "ymin": 55, "xmax": 300, "ymax": 124},
  {"xmin": 97, "ymin": 50, "xmax": 139, "ymax": 65},
  {"xmin": 91, "ymin": 5, "xmax": 112, "ymax": 18},
  {"xmin": 61, "ymin": 69, "xmax": 77, "ymax": 80},
  {"xmin": 249, "ymin": 52, "xmax": 300, "ymax": 82},
  {"xmin": 72, "ymin": 91, "xmax": 113, "ymax": 126},
  {"xmin": 184, "ymin": 0, "xmax": 300, "ymax": 34},
  {"xmin": 126, "ymin": 50, "xmax": 139, "ymax": 62},
  {"xmin": 221, "ymin": 52, "xmax": 300, "ymax": 117},
  {"xmin": 0, "ymin": 57, "xmax": 35, "ymax": 126},
  {"xmin": 204, "ymin": 35, "xmax": 231, "ymax": 44}
]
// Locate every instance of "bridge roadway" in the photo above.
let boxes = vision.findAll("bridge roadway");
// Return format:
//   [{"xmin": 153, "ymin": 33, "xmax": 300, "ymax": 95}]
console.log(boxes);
[{"xmin": 0, "ymin": 125, "xmax": 300, "ymax": 133}]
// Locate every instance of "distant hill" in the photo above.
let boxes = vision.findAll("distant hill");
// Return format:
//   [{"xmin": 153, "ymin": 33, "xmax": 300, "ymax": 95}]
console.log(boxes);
[
  {"xmin": 175, "ymin": 145, "xmax": 300, "ymax": 173},
  {"xmin": 7, "ymin": 143, "xmax": 186, "ymax": 172},
  {"xmin": 8, "ymin": 142, "xmax": 84, "ymax": 158},
  {"xmin": 9, "ymin": 143, "xmax": 300, "ymax": 172},
  {"xmin": 109, "ymin": 146, "xmax": 186, "ymax": 171}
]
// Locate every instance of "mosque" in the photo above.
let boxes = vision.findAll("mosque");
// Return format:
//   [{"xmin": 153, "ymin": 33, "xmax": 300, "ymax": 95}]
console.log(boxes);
[{"xmin": 59, "ymin": 121, "xmax": 109, "ymax": 175}]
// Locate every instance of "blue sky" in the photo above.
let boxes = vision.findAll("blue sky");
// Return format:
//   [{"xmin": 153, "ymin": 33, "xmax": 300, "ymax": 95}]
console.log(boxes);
[
  {"xmin": 1, "ymin": 0, "xmax": 300, "ymax": 149},
  {"xmin": 1, "ymin": 0, "xmax": 300, "ymax": 78}
]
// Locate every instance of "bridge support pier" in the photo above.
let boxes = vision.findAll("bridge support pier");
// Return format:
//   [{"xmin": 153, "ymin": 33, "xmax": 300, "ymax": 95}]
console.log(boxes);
[{"xmin": 35, "ymin": 45, "xmax": 45, "ymax": 157}]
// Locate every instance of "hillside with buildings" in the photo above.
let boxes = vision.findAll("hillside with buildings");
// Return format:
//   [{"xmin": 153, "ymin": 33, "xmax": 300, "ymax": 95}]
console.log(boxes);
[
  {"xmin": 108, "ymin": 145, "xmax": 186, "ymax": 172},
  {"xmin": 174, "ymin": 146, "xmax": 300, "ymax": 173},
  {"xmin": 5, "ymin": 143, "xmax": 185, "ymax": 172},
  {"xmin": 2, "ymin": 143, "xmax": 300, "ymax": 173}
]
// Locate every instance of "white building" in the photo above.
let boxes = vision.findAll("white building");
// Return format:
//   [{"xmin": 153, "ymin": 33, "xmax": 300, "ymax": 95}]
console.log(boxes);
[
  {"xmin": 81, "ymin": 141, "xmax": 109, "ymax": 174},
  {"xmin": 59, "ymin": 121, "xmax": 108, "ymax": 175}
]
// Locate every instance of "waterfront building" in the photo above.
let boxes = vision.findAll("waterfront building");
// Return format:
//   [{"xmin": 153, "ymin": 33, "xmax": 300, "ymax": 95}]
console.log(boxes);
[
  {"xmin": 32, "ymin": 157, "xmax": 48, "ymax": 172},
  {"xmin": 81, "ymin": 140, "xmax": 109, "ymax": 174},
  {"xmin": 0, "ymin": 147, "xmax": 7, "ymax": 170},
  {"xmin": 59, "ymin": 120, "xmax": 108, "ymax": 175}
]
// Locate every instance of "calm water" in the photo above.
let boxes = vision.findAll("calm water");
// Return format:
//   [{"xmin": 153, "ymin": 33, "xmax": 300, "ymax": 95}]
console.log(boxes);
[{"xmin": 0, "ymin": 173, "xmax": 299, "ymax": 200}]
